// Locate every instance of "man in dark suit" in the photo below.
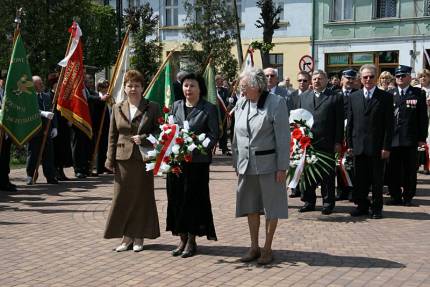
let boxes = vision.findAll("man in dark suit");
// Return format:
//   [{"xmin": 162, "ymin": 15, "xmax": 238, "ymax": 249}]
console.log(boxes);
[
  {"xmin": 334, "ymin": 69, "xmax": 358, "ymax": 201},
  {"xmin": 387, "ymin": 65, "xmax": 428, "ymax": 206},
  {"xmin": 26, "ymin": 76, "xmax": 58, "ymax": 185},
  {"xmin": 298, "ymin": 70, "xmax": 344, "ymax": 215},
  {"xmin": 173, "ymin": 71, "xmax": 186, "ymax": 102},
  {"xmin": 347, "ymin": 64, "xmax": 393, "ymax": 219},
  {"xmin": 216, "ymin": 74, "xmax": 231, "ymax": 155},
  {"xmin": 287, "ymin": 71, "xmax": 310, "ymax": 198}
]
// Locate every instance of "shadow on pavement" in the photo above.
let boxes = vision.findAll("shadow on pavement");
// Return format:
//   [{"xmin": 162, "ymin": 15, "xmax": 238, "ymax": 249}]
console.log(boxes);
[{"xmin": 145, "ymin": 243, "xmax": 405, "ymax": 269}]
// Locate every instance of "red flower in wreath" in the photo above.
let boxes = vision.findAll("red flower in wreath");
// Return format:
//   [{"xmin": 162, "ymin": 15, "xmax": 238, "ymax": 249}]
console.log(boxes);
[
  {"xmin": 162, "ymin": 106, "xmax": 170, "ymax": 114},
  {"xmin": 290, "ymin": 139, "xmax": 295, "ymax": 153},
  {"xmin": 157, "ymin": 117, "xmax": 165, "ymax": 124},
  {"xmin": 162, "ymin": 133, "xmax": 169, "ymax": 141},
  {"xmin": 175, "ymin": 137, "xmax": 184, "ymax": 145},
  {"xmin": 163, "ymin": 156, "xmax": 170, "ymax": 163},
  {"xmin": 292, "ymin": 128, "xmax": 303, "ymax": 140},
  {"xmin": 184, "ymin": 154, "xmax": 192, "ymax": 163},
  {"xmin": 300, "ymin": 136, "xmax": 311, "ymax": 149},
  {"xmin": 171, "ymin": 166, "xmax": 181, "ymax": 175}
]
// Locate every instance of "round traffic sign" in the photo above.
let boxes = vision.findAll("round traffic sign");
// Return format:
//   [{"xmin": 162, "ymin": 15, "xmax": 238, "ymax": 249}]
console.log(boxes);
[{"xmin": 299, "ymin": 55, "xmax": 314, "ymax": 73}]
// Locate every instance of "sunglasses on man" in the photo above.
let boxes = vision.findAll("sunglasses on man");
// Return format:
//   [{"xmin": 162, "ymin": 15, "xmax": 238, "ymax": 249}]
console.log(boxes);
[
  {"xmin": 395, "ymin": 74, "xmax": 408, "ymax": 79},
  {"xmin": 297, "ymin": 79, "xmax": 308, "ymax": 83}
]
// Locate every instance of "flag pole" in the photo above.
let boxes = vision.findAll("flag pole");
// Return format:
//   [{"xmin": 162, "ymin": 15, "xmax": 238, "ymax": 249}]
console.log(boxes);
[
  {"xmin": 89, "ymin": 26, "xmax": 130, "ymax": 174},
  {"xmin": 32, "ymin": 23, "xmax": 75, "ymax": 183},
  {"xmin": 0, "ymin": 8, "xmax": 24, "ymax": 157},
  {"xmin": 142, "ymin": 48, "xmax": 178, "ymax": 99}
]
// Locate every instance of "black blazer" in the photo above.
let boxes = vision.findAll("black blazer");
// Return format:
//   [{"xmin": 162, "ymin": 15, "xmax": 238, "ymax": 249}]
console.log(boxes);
[
  {"xmin": 389, "ymin": 86, "xmax": 428, "ymax": 147},
  {"xmin": 35, "ymin": 91, "xmax": 57, "ymax": 138},
  {"xmin": 298, "ymin": 89, "xmax": 344, "ymax": 152},
  {"xmin": 347, "ymin": 87, "xmax": 393, "ymax": 156},
  {"xmin": 171, "ymin": 98, "xmax": 219, "ymax": 163},
  {"xmin": 286, "ymin": 90, "xmax": 300, "ymax": 111}
]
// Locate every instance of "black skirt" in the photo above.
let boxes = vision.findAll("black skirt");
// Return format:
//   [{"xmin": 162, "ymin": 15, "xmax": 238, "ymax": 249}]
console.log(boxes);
[{"xmin": 166, "ymin": 162, "xmax": 217, "ymax": 240}]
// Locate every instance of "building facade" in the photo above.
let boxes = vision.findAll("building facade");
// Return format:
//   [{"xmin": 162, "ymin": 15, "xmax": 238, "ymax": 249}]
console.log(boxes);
[
  {"xmin": 314, "ymin": 0, "xmax": 430, "ymax": 77},
  {"xmin": 105, "ymin": 0, "xmax": 313, "ymax": 84}
]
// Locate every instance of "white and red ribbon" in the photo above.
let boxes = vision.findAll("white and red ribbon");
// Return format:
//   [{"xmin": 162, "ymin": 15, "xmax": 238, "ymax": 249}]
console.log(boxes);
[
  {"xmin": 338, "ymin": 155, "xmax": 353, "ymax": 187},
  {"xmin": 153, "ymin": 124, "xmax": 179, "ymax": 175},
  {"xmin": 288, "ymin": 148, "xmax": 306, "ymax": 188}
]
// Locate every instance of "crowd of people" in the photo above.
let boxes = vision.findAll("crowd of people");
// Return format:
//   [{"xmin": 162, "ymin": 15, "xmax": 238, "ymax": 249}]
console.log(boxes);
[{"xmin": 1, "ymin": 63, "xmax": 429, "ymax": 265}]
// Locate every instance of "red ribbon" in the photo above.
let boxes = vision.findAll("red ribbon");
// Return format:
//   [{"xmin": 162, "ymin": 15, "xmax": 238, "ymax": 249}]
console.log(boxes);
[{"xmin": 153, "ymin": 124, "xmax": 177, "ymax": 175}]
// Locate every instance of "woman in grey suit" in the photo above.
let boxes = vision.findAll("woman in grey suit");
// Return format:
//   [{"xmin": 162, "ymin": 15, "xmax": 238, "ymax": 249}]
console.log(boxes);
[{"xmin": 232, "ymin": 68, "xmax": 290, "ymax": 265}]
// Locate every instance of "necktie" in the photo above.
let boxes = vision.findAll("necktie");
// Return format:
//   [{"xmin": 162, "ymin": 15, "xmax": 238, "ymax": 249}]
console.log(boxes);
[{"xmin": 401, "ymin": 90, "xmax": 405, "ymax": 97}]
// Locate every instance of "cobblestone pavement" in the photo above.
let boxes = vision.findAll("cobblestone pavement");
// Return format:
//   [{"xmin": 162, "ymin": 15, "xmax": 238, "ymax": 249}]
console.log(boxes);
[{"xmin": 1, "ymin": 155, "xmax": 430, "ymax": 287}]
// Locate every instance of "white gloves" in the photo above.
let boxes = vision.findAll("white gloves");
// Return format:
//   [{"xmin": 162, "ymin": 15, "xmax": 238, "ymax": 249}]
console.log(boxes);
[
  {"xmin": 40, "ymin": 111, "xmax": 54, "ymax": 119},
  {"xmin": 50, "ymin": 128, "xmax": 58, "ymax": 139}
]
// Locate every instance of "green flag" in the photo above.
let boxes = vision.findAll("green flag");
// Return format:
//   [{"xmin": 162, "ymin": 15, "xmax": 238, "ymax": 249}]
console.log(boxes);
[
  {"xmin": 0, "ymin": 34, "xmax": 41, "ymax": 146},
  {"xmin": 203, "ymin": 62, "xmax": 223, "ymax": 134},
  {"xmin": 145, "ymin": 60, "xmax": 173, "ymax": 111}
]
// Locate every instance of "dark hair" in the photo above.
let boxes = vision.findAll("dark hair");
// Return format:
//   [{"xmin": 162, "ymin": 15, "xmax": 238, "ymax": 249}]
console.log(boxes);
[{"xmin": 181, "ymin": 73, "xmax": 207, "ymax": 98}]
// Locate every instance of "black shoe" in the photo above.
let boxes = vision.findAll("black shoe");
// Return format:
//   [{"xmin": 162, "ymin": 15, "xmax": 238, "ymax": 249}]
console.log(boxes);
[
  {"xmin": 56, "ymin": 169, "xmax": 70, "ymax": 181},
  {"xmin": 299, "ymin": 204, "xmax": 315, "ymax": 213},
  {"xmin": 371, "ymin": 211, "xmax": 383, "ymax": 219},
  {"xmin": 350, "ymin": 208, "xmax": 369, "ymax": 217},
  {"xmin": 172, "ymin": 246, "xmax": 185, "ymax": 256},
  {"xmin": 75, "ymin": 173, "xmax": 87, "ymax": 179},
  {"xmin": 181, "ymin": 242, "xmax": 196, "ymax": 258},
  {"xmin": 0, "ymin": 183, "xmax": 17, "ymax": 192},
  {"xmin": 321, "ymin": 207, "xmax": 333, "ymax": 215},
  {"xmin": 289, "ymin": 193, "xmax": 300, "ymax": 198},
  {"xmin": 335, "ymin": 194, "xmax": 349, "ymax": 201},
  {"xmin": 47, "ymin": 178, "xmax": 59, "ymax": 184},
  {"xmin": 26, "ymin": 177, "xmax": 33, "ymax": 185},
  {"xmin": 385, "ymin": 199, "xmax": 403, "ymax": 206},
  {"xmin": 403, "ymin": 199, "xmax": 413, "ymax": 206}
]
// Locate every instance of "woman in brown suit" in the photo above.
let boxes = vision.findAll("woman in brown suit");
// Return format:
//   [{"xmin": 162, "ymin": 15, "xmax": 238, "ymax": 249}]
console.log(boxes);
[{"xmin": 104, "ymin": 70, "xmax": 161, "ymax": 252}]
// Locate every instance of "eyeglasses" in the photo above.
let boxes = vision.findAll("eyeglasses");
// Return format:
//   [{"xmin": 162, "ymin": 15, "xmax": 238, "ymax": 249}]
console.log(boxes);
[
  {"xmin": 298, "ymin": 79, "xmax": 308, "ymax": 83},
  {"xmin": 265, "ymin": 74, "xmax": 276, "ymax": 78},
  {"xmin": 395, "ymin": 74, "xmax": 407, "ymax": 79},
  {"xmin": 362, "ymin": 75, "xmax": 375, "ymax": 80}
]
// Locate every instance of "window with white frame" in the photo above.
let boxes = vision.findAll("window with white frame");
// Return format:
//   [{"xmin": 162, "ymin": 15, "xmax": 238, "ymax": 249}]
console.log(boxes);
[
  {"xmin": 165, "ymin": 0, "xmax": 179, "ymax": 26},
  {"xmin": 375, "ymin": 0, "xmax": 397, "ymax": 18},
  {"xmin": 332, "ymin": 0, "xmax": 353, "ymax": 21},
  {"xmin": 129, "ymin": 0, "xmax": 140, "ymax": 8},
  {"xmin": 226, "ymin": 0, "xmax": 242, "ymax": 20}
]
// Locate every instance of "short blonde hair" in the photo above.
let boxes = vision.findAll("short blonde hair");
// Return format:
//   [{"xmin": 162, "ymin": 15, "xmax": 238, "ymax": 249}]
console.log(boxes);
[
  {"xmin": 378, "ymin": 71, "xmax": 394, "ymax": 85},
  {"xmin": 417, "ymin": 69, "xmax": 430, "ymax": 79}
]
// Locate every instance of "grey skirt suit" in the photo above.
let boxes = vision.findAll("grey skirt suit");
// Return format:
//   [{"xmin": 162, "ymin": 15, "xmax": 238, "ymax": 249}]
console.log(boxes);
[{"xmin": 232, "ymin": 91, "xmax": 290, "ymax": 219}]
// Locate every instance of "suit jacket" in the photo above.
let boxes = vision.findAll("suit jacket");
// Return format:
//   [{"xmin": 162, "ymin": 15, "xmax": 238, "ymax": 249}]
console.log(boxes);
[
  {"xmin": 347, "ymin": 87, "xmax": 393, "ymax": 156},
  {"xmin": 34, "ymin": 91, "xmax": 57, "ymax": 138},
  {"xmin": 173, "ymin": 81, "xmax": 184, "ymax": 102},
  {"xmin": 106, "ymin": 98, "xmax": 161, "ymax": 167},
  {"xmin": 232, "ymin": 92, "xmax": 290, "ymax": 175},
  {"xmin": 286, "ymin": 89, "xmax": 301, "ymax": 111},
  {"xmin": 171, "ymin": 98, "xmax": 219, "ymax": 163},
  {"xmin": 334, "ymin": 88, "xmax": 358, "ymax": 120},
  {"xmin": 389, "ymin": 86, "xmax": 428, "ymax": 147},
  {"xmin": 298, "ymin": 89, "xmax": 344, "ymax": 152}
]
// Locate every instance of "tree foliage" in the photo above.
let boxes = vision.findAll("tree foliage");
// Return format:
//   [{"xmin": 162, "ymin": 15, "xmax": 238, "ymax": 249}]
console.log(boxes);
[
  {"xmin": 182, "ymin": 0, "xmax": 238, "ymax": 81},
  {"xmin": 0, "ymin": 0, "xmax": 117, "ymax": 79},
  {"xmin": 255, "ymin": 0, "xmax": 283, "ymax": 68},
  {"xmin": 124, "ymin": 4, "xmax": 162, "ymax": 87}
]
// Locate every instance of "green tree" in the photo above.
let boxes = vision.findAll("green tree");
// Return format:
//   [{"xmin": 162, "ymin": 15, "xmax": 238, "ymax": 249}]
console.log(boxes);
[
  {"xmin": 0, "ymin": 0, "xmax": 117, "ymax": 79},
  {"xmin": 182, "ymin": 0, "xmax": 238, "ymax": 81},
  {"xmin": 124, "ymin": 4, "xmax": 162, "ymax": 87},
  {"xmin": 254, "ymin": 0, "xmax": 283, "ymax": 68}
]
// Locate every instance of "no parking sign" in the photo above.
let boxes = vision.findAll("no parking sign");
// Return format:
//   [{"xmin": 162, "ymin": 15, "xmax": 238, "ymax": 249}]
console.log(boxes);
[{"xmin": 299, "ymin": 55, "xmax": 314, "ymax": 73}]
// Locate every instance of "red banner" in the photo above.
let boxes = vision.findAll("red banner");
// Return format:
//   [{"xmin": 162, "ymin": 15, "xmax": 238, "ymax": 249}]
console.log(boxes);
[{"xmin": 56, "ymin": 22, "xmax": 92, "ymax": 139}]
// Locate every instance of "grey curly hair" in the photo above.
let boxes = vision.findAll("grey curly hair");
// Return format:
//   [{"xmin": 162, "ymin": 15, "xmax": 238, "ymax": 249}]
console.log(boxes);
[{"xmin": 239, "ymin": 67, "xmax": 268, "ymax": 92}]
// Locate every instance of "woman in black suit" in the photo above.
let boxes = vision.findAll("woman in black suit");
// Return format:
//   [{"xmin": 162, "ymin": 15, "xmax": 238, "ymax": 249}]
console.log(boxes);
[{"xmin": 167, "ymin": 73, "xmax": 219, "ymax": 258}]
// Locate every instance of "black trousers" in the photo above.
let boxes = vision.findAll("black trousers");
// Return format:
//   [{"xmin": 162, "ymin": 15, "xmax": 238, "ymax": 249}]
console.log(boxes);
[
  {"xmin": 302, "ymin": 154, "xmax": 336, "ymax": 208},
  {"xmin": 71, "ymin": 127, "xmax": 92, "ymax": 175},
  {"xmin": 353, "ymin": 155, "xmax": 384, "ymax": 212},
  {"xmin": 0, "ymin": 136, "xmax": 12, "ymax": 187},
  {"xmin": 26, "ymin": 135, "xmax": 56, "ymax": 180},
  {"xmin": 218, "ymin": 116, "xmax": 229, "ymax": 152},
  {"xmin": 94, "ymin": 109, "xmax": 110, "ymax": 173},
  {"xmin": 388, "ymin": 146, "xmax": 417, "ymax": 202}
]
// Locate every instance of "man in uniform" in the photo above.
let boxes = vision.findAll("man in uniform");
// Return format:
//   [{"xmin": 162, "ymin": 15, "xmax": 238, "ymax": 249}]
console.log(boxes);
[
  {"xmin": 216, "ymin": 74, "xmax": 231, "ymax": 155},
  {"xmin": 298, "ymin": 70, "xmax": 344, "ymax": 215},
  {"xmin": 387, "ymin": 65, "xmax": 428, "ymax": 206}
]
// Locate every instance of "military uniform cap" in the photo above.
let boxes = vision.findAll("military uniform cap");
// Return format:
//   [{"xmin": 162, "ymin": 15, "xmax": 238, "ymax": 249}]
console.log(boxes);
[{"xmin": 394, "ymin": 65, "xmax": 412, "ymax": 76}]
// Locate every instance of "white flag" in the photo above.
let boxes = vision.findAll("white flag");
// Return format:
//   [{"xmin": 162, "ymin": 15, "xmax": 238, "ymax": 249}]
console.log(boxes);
[{"xmin": 110, "ymin": 33, "xmax": 130, "ymax": 103}]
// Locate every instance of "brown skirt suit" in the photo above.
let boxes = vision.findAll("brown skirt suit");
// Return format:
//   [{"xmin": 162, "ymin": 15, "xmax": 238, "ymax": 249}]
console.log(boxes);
[{"xmin": 104, "ymin": 98, "xmax": 161, "ymax": 239}]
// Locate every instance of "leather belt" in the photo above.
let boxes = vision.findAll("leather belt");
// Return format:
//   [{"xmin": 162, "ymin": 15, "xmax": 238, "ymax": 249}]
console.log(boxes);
[{"xmin": 255, "ymin": 149, "xmax": 275, "ymax": 156}]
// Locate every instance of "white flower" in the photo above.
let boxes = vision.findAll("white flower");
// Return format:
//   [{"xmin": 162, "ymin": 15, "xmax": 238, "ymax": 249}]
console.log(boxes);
[
  {"xmin": 172, "ymin": 144, "xmax": 180, "ymax": 154},
  {"xmin": 183, "ymin": 121, "xmax": 190, "ymax": 130},
  {"xmin": 168, "ymin": 115, "xmax": 175, "ymax": 124},
  {"xmin": 289, "ymin": 108, "xmax": 314, "ymax": 128},
  {"xmin": 202, "ymin": 138, "xmax": 211, "ymax": 148},
  {"xmin": 165, "ymin": 129, "xmax": 172, "ymax": 134},
  {"xmin": 160, "ymin": 162, "xmax": 171, "ymax": 172},
  {"xmin": 198, "ymin": 133, "xmax": 206, "ymax": 141},
  {"xmin": 147, "ymin": 150, "xmax": 157, "ymax": 158},
  {"xmin": 186, "ymin": 136, "xmax": 193, "ymax": 143},
  {"xmin": 147, "ymin": 134, "xmax": 157, "ymax": 144},
  {"xmin": 145, "ymin": 162, "xmax": 155, "ymax": 171},
  {"xmin": 187, "ymin": 143, "xmax": 197, "ymax": 152}
]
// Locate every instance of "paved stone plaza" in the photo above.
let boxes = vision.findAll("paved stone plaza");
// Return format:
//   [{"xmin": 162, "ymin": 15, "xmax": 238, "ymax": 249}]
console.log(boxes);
[{"xmin": 1, "ymin": 155, "xmax": 429, "ymax": 287}]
